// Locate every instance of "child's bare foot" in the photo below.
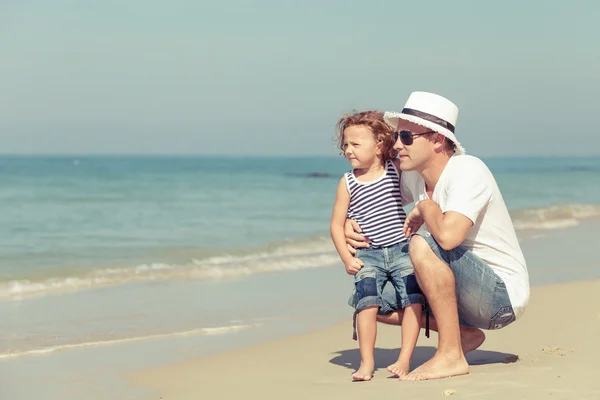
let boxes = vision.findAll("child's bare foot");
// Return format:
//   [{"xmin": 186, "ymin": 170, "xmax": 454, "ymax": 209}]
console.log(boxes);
[
  {"xmin": 387, "ymin": 359, "xmax": 410, "ymax": 377},
  {"xmin": 352, "ymin": 361, "xmax": 375, "ymax": 381}
]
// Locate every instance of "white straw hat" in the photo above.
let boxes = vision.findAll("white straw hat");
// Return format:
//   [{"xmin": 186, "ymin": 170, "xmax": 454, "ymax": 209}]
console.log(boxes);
[{"xmin": 384, "ymin": 91, "xmax": 465, "ymax": 155}]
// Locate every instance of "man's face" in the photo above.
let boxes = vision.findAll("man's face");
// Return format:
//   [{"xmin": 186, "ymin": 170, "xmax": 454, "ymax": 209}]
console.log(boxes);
[{"xmin": 393, "ymin": 119, "xmax": 437, "ymax": 171}]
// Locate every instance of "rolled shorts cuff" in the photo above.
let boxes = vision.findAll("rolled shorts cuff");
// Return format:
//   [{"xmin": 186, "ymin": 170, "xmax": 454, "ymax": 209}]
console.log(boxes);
[
  {"xmin": 355, "ymin": 296, "xmax": 382, "ymax": 312},
  {"xmin": 402, "ymin": 293, "xmax": 426, "ymax": 308}
]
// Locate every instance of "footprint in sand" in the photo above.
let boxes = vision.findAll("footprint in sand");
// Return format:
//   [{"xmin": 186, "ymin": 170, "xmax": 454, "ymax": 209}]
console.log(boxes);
[{"xmin": 539, "ymin": 346, "xmax": 572, "ymax": 356}]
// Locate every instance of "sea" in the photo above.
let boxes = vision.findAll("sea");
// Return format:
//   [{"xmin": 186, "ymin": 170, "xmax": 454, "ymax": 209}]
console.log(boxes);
[{"xmin": 2, "ymin": 155, "xmax": 600, "ymax": 399}]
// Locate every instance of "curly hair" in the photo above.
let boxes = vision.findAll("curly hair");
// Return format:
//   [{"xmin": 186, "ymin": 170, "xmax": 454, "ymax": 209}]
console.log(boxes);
[{"xmin": 335, "ymin": 110, "xmax": 397, "ymax": 161}]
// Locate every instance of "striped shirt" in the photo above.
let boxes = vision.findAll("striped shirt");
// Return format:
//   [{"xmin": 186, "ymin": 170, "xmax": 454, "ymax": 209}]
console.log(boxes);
[{"xmin": 345, "ymin": 160, "xmax": 407, "ymax": 247}]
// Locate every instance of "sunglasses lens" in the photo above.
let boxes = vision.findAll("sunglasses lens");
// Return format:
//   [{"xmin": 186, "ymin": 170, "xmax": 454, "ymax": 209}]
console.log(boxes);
[{"xmin": 400, "ymin": 130, "xmax": 413, "ymax": 146}]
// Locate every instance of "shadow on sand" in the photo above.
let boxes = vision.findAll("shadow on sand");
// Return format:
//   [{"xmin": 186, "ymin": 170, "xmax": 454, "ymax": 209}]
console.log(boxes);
[{"xmin": 329, "ymin": 346, "xmax": 517, "ymax": 376}]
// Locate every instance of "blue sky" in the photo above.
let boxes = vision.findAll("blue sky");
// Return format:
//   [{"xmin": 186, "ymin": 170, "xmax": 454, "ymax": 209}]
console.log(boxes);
[{"xmin": 1, "ymin": 0, "xmax": 599, "ymax": 156}]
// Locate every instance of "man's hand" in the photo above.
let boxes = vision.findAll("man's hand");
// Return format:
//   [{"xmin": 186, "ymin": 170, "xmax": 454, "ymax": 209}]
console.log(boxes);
[
  {"xmin": 403, "ymin": 205, "xmax": 425, "ymax": 237},
  {"xmin": 344, "ymin": 219, "xmax": 370, "ymax": 255},
  {"xmin": 343, "ymin": 257, "xmax": 364, "ymax": 275}
]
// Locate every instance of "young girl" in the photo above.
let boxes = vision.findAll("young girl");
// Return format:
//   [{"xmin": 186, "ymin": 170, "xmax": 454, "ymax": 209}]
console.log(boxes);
[{"xmin": 330, "ymin": 110, "xmax": 424, "ymax": 381}]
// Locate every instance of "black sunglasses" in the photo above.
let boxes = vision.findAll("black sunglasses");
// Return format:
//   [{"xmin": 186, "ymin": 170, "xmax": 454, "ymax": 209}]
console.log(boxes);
[{"xmin": 393, "ymin": 130, "xmax": 435, "ymax": 146}]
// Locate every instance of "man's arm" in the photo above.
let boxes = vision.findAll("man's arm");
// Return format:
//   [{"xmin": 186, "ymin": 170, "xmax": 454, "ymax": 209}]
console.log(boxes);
[
  {"xmin": 417, "ymin": 200, "xmax": 472, "ymax": 250},
  {"xmin": 344, "ymin": 218, "xmax": 370, "ymax": 254}
]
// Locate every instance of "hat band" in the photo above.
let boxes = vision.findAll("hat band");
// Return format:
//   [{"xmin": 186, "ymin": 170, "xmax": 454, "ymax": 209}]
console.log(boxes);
[{"xmin": 402, "ymin": 108, "xmax": 455, "ymax": 133}]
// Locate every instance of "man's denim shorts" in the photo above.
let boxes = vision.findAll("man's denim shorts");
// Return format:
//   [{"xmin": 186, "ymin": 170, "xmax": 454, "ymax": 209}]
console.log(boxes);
[
  {"xmin": 414, "ymin": 232, "xmax": 516, "ymax": 330},
  {"xmin": 348, "ymin": 241, "xmax": 425, "ymax": 314}
]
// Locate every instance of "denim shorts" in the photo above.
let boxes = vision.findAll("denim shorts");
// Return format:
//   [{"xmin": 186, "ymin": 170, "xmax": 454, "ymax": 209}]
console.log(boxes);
[
  {"xmin": 348, "ymin": 241, "xmax": 425, "ymax": 314},
  {"xmin": 412, "ymin": 233, "xmax": 516, "ymax": 330}
]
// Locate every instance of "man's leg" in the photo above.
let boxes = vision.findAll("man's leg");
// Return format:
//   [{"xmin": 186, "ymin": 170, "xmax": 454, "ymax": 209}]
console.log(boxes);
[
  {"xmin": 400, "ymin": 234, "xmax": 469, "ymax": 380},
  {"xmin": 377, "ymin": 312, "xmax": 485, "ymax": 355}
]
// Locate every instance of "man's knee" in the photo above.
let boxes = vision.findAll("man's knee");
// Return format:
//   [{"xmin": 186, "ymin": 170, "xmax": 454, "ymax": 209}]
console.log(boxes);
[
  {"xmin": 376, "ymin": 311, "xmax": 403, "ymax": 325},
  {"xmin": 408, "ymin": 235, "xmax": 434, "ymax": 267},
  {"xmin": 409, "ymin": 235, "xmax": 452, "ymax": 280}
]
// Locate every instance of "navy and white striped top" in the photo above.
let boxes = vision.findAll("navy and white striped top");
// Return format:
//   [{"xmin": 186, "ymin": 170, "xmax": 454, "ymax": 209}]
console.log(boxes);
[{"xmin": 345, "ymin": 160, "xmax": 407, "ymax": 247}]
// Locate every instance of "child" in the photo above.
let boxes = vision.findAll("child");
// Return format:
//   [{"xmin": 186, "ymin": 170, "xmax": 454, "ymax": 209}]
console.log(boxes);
[{"xmin": 330, "ymin": 110, "xmax": 424, "ymax": 381}]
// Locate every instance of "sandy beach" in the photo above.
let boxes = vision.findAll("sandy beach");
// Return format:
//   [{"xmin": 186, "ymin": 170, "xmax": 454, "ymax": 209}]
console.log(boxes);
[{"xmin": 129, "ymin": 279, "xmax": 600, "ymax": 399}]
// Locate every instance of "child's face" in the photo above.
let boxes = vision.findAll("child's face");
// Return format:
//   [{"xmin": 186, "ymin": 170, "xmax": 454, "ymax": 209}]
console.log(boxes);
[{"xmin": 343, "ymin": 125, "xmax": 382, "ymax": 169}]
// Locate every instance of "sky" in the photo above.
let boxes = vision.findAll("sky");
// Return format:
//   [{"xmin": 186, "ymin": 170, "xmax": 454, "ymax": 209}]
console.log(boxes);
[{"xmin": 1, "ymin": 0, "xmax": 599, "ymax": 156}]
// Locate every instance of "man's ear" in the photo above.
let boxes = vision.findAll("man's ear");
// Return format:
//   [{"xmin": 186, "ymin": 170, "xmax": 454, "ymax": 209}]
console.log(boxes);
[
  {"xmin": 430, "ymin": 133, "xmax": 446, "ymax": 152},
  {"xmin": 434, "ymin": 133, "xmax": 446, "ymax": 147}
]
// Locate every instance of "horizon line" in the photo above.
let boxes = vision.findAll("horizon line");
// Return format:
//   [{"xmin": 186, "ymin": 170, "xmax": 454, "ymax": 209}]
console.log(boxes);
[{"xmin": 1, "ymin": 153, "xmax": 600, "ymax": 159}]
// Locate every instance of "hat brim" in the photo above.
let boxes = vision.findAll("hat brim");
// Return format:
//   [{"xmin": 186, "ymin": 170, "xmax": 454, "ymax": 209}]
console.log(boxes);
[{"xmin": 384, "ymin": 112, "xmax": 465, "ymax": 155}]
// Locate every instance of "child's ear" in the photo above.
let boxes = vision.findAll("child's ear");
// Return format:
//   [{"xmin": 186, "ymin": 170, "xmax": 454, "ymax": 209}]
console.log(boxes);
[{"xmin": 376, "ymin": 140, "xmax": 384, "ymax": 155}]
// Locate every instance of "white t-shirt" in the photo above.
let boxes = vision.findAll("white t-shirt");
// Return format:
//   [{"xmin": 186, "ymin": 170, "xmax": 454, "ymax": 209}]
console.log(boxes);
[{"xmin": 400, "ymin": 155, "xmax": 530, "ymax": 319}]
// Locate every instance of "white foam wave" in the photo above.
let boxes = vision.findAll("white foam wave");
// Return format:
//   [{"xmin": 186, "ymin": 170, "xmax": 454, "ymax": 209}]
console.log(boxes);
[
  {"xmin": 0, "ymin": 238, "xmax": 340, "ymax": 300},
  {"xmin": 511, "ymin": 204, "xmax": 600, "ymax": 231},
  {"xmin": 0, "ymin": 323, "xmax": 262, "ymax": 360}
]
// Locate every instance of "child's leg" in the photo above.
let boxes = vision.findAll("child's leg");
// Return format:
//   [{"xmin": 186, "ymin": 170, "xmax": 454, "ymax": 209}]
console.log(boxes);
[
  {"xmin": 386, "ymin": 244, "xmax": 425, "ymax": 377},
  {"xmin": 385, "ymin": 275, "xmax": 424, "ymax": 376},
  {"xmin": 352, "ymin": 252, "xmax": 386, "ymax": 381},
  {"xmin": 387, "ymin": 304, "xmax": 422, "ymax": 377},
  {"xmin": 353, "ymin": 306, "xmax": 378, "ymax": 381},
  {"xmin": 390, "ymin": 304, "xmax": 422, "ymax": 377}
]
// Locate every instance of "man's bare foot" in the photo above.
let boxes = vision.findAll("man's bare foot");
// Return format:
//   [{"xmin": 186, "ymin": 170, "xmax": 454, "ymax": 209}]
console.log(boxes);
[
  {"xmin": 352, "ymin": 361, "xmax": 375, "ymax": 381},
  {"xmin": 387, "ymin": 358, "xmax": 410, "ymax": 377},
  {"xmin": 399, "ymin": 353, "xmax": 469, "ymax": 381},
  {"xmin": 461, "ymin": 327, "xmax": 485, "ymax": 354}
]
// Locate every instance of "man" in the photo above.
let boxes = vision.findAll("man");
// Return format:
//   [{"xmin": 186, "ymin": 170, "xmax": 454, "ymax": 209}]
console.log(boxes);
[{"xmin": 345, "ymin": 91, "xmax": 529, "ymax": 380}]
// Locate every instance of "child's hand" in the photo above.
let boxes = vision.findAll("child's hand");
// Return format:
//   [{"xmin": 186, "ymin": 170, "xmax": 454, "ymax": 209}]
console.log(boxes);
[{"xmin": 344, "ymin": 257, "xmax": 364, "ymax": 275}]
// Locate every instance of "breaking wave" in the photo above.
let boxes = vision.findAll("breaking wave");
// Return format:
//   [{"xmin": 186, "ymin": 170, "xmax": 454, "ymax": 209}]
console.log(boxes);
[
  {"xmin": 511, "ymin": 203, "xmax": 600, "ymax": 230},
  {"xmin": 0, "ymin": 237, "xmax": 340, "ymax": 300}
]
